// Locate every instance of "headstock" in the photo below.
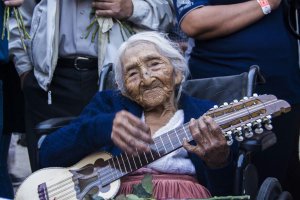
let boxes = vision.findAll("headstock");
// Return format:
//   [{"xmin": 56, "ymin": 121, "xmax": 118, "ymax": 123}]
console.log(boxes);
[{"xmin": 205, "ymin": 94, "xmax": 291, "ymax": 145}]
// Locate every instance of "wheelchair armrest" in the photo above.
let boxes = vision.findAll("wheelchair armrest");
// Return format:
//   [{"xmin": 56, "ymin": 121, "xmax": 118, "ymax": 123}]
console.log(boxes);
[
  {"xmin": 35, "ymin": 116, "xmax": 76, "ymax": 136},
  {"xmin": 240, "ymin": 131, "xmax": 277, "ymax": 152}
]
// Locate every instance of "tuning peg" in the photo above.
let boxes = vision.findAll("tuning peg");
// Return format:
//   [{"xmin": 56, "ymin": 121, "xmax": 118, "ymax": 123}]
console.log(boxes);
[
  {"xmin": 253, "ymin": 93, "xmax": 258, "ymax": 97},
  {"xmin": 243, "ymin": 123, "xmax": 254, "ymax": 138},
  {"xmin": 255, "ymin": 127, "xmax": 263, "ymax": 134},
  {"xmin": 253, "ymin": 120, "xmax": 264, "ymax": 134},
  {"xmin": 233, "ymin": 99, "xmax": 239, "ymax": 103},
  {"xmin": 227, "ymin": 139, "xmax": 234, "ymax": 146},
  {"xmin": 225, "ymin": 131, "xmax": 232, "ymax": 136},
  {"xmin": 224, "ymin": 131, "xmax": 233, "ymax": 146},
  {"xmin": 243, "ymin": 97, "xmax": 249, "ymax": 100},
  {"xmin": 264, "ymin": 123, "xmax": 273, "ymax": 130},
  {"xmin": 234, "ymin": 127, "xmax": 244, "ymax": 142},
  {"xmin": 262, "ymin": 116, "xmax": 272, "ymax": 124},
  {"xmin": 209, "ymin": 105, "xmax": 219, "ymax": 111},
  {"xmin": 220, "ymin": 102, "xmax": 229, "ymax": 108}
]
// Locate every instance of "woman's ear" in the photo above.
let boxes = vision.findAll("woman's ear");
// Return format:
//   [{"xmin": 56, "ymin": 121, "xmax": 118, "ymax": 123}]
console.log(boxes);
[{"xmin": 174, "ymin": 70, "xmax": 184, "ymax": 85}]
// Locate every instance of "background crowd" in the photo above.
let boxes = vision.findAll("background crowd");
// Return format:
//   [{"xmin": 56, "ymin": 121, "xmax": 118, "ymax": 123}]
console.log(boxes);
[{"xmin": 0, "ymin": 0, "xmax": 299, "ymax": 199}]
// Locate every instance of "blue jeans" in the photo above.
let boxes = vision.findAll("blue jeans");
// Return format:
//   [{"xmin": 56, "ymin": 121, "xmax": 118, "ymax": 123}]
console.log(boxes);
[{"xmin": 0, "ymin": 80, "xmax": 14, "ymax": 199}]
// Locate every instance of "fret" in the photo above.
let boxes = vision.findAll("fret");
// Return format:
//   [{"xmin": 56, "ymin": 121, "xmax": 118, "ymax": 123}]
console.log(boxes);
[
  {"xmin": 159, "ymin": 136, "xmax": 167, "ymax": 153},
  {"xmin": 154, "ymin": 137, "xmax": 165, "ymax": 155},
  {"xmin": 111, "ymin": 157, "xmax": 124, "ymax": 176},
  {"xmin": 169, "ymin": 130, "xmax": 181, "ymax": 149},
  {"xmin": 115, "ymin": 156, "xmax": 126, "ymax": 174},
  {"xmin": 160, "ymin": 134, "xmax": 173, "ymax": 152},
  {"xmin": 148, "ymin": 145, "xmax": 155, "ymax": 160},
  {"xmin": 120, "ymin": 154, "xmax": 128, "ymax": 173},
  {"xmin": 136, "ymin": 151, "xmax": 148, "ymax": 167},
  {"xmin": 154, "ymin": 140, "xmax": 161, "ymax": 157},
  {"xmin": 124, "ymin": 153, "xmax": 133, "ymax": 172},
  {"xmin": 183, "ymin": 124, "xmax": 191, "ymax": 141},
  {"xmin": 143, "ymin": 152, "xmax": 149, "ymax": 163},
  {"xmin": 149, "ymin": 144, "xmax": 162, "ymax": 161},
  {"xmin": 167, "ymin": 133, "xmax": 174, "ymax": 149},
  {"xmin": 177, "ymin": 126, "xmax": 187, "ymax": 142},
  {"xmin": 136, "ymin": 149, "xmax": 143, "ymax": 167},
  {"xmin": 174, "ymin": 128, "xmax": 182, "ymax": 146},
  {"xmin": 131, "ymin": 154, "xmax": 138, "ymax": 170}
]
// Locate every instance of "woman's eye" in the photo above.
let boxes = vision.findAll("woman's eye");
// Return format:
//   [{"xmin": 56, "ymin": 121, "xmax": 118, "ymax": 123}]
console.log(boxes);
[
  {"xmin": 150, "ymin": 62, "xmax": 160, "ymax": 66},
  {"xmin": 128, "ymin": 71, "xmax": 138, "ymax": 77}
]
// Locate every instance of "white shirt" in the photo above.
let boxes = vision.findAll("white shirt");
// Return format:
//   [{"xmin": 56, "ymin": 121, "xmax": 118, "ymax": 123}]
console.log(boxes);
[{"xmin": 142, "ymin": 110, "xmax": 196, "ymax": 175}]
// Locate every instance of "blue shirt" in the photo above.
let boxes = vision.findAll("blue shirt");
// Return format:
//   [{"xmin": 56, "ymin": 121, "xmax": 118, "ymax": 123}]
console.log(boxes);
[
  {"xmin": 0, "ymin": 1, "xmax": 8, "ymax": 64},
  {"xmin": 174, "ymin": 0, "xmax": 300, "ymax": 104}
]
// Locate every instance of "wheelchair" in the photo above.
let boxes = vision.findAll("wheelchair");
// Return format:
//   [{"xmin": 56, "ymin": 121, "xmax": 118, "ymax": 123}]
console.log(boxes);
[{"xmin": 33, "ymin": 64, "xmax": 292, "ymax": 200}]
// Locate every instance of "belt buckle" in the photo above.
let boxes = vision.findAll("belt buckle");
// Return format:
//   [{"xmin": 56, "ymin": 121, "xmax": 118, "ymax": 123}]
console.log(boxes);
[{"xmin": 74, "ymin": 56, "xmax": 89, "ymax": 71}]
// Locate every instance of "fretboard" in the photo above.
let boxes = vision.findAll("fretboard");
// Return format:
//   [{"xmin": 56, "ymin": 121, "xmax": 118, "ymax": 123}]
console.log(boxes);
[{"xmin": 98, "ymin": 123, "xmax": 193, "ymax": 186}]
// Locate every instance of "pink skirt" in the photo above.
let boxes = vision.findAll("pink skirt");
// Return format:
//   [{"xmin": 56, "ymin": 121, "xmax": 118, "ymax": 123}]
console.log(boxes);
[{"xmin": 118, "ymin": 173, "xmax": 211, "ymax": 200}]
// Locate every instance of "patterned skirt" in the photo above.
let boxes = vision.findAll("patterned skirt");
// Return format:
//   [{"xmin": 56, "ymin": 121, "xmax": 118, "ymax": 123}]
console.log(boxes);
[{"xmin": 118, "ymin": 173, "xmax": 211, "ymax": 200}]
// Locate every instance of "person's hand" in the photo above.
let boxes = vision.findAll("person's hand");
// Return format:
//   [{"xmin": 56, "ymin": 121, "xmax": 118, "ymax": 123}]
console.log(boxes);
[
  {"xmin": 183, "ymin": 116, "xmax": 230, "ymax": 168},
  {"xmin": 3, "ymin": 0, "xmax": 24, "ymax": 7},
  {"xmin": 92, "ymin": 0, "xmax": 133, "ymax": 20},
  {"xmin": 111, "ymin": 110, "xmax": 153, "ymax": 155},
  {"xmin": 20, "ymin": 70, "xmax": 31, "ymax": 90}
]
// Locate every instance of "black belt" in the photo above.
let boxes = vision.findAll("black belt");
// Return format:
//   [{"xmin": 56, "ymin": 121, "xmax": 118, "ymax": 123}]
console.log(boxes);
[{"xmin": 57, "ymin": 57, "xmax": 98, "ymax": 70}]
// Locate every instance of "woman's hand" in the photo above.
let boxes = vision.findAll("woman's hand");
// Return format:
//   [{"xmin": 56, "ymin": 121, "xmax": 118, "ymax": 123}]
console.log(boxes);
[
  {"xmin": 183, "ymin": 116, "xmax": 230, "ymax": 168},
  {"xmin": 3, "ymin": 0, "xmax": 24, "ymax": 7},
  {"xmin": 92, "ymin": 0, "xmax": 133, "ymax": 20},
  {"xmin": 112, "ymin": 110, "xmax": 153, "ymax": 155}
]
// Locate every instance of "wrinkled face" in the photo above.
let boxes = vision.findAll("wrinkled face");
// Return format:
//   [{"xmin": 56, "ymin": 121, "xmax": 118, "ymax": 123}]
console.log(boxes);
[{"xmin": 121, "ymin": 42, "xmax": 182, "ymax": 109}]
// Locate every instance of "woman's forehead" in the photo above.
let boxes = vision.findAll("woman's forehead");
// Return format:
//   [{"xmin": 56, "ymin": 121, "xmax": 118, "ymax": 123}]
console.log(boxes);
[
  {"xmin": 123, "ymin": 42, "xmax": 158, "ymax": 55},
  {"xmin": 121, "ymin": 43, "xmax": 162, "ymax": 65}
]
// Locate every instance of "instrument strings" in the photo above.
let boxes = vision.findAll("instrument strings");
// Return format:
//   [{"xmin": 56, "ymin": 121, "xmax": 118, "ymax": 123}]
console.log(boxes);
[{"xmin": 45, "ymin": 100, "xmax": 274, "ymax": 199}]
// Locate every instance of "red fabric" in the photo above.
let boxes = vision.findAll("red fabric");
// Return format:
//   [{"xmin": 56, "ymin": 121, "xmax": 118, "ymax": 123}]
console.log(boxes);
[{"xmin": 118, "ymin": 173, "xmax": 211, "ymax": 199}]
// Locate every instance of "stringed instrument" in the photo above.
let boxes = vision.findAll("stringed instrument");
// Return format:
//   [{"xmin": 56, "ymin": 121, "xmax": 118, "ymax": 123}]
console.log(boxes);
[{"xmin": 14, "ymin": 94, "xmax": 291, "ymax": 200}]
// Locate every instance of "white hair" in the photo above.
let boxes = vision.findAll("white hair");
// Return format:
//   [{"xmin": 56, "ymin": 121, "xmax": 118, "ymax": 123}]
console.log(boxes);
[{"xmin": 113, "ymin": 31, "xmax": 189, "ymax": 93}]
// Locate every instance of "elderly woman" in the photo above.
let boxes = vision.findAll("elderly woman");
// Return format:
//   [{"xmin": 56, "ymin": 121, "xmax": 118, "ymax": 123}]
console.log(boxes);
[{"xmin": 39, "ymin": 32, "xmax": 236, "ymax": 199}]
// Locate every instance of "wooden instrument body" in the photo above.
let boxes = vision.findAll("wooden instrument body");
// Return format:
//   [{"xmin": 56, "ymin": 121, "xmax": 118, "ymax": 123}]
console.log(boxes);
[{"xmin": 14, "ymin": 152, "xmax": 120, "ymax": 200}]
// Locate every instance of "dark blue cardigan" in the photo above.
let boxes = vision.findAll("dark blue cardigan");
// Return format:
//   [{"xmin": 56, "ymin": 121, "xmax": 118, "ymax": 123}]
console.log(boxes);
[{"xmin": 39, "ymin": 90, "xmax": 237, "ymax": 195}]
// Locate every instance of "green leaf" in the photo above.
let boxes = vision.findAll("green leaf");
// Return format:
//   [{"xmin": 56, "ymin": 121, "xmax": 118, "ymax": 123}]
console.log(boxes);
[
  {"xmin": 141, "ymin": 174, "xmax": 153, "ymax": 194},
  {"xmin": 115, "ymin": 194, "xmax": 127, "ymax": 200},
  {"xmin": 132, "ymin": 182, "xmax": 151, "ymax": 198},
  {"xmin": 126, "ymin": 194, "xmax": 141, "ymax": 200}
]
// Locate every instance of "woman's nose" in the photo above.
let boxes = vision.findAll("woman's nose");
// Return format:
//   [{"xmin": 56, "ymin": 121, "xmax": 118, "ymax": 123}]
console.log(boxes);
[{"xmin": 141, "ymin": 69, "xmax": 153, "ymax": 85}]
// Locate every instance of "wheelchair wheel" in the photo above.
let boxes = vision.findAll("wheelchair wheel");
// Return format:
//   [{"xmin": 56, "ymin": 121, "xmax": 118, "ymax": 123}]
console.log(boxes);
[
  {"xmin": 256, "ymin": 177, "xmax": 282, "ymax": 200},
  {"xmin": 277, "ymin": 191, "xmax": 293, "ymax": 200}
]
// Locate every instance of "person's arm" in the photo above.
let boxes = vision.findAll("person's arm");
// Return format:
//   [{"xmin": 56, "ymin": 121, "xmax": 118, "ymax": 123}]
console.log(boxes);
[
  {"xmin": 179, "ymin": 0, "xmax": 281, "ymax": 40},
  {"xmin": 9, "ymin": 0, "xmax": 35, "ymax": 87},
  {"xmin": 92, "ymin": 0, "xmax": 175, "ymax": 32}
]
